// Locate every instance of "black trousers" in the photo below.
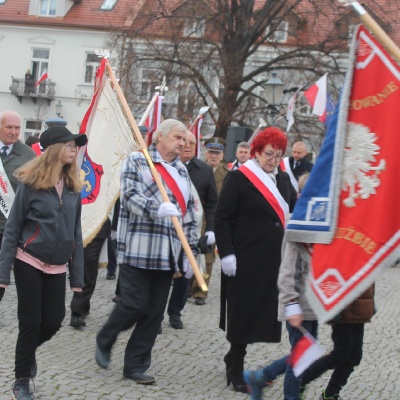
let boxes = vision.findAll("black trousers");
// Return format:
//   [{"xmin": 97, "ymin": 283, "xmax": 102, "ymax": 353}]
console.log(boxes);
[
  {"xmin": 70, "ymin": 234, "xmax": 107, "ymax": 316},
  {"xmin": 96, "ymin": 264, "xmax": 173, "ymax": 374},
  {"xmin": 14, "ymin": 259, "xmax": 66, "ymax": 378},
  {"xmin": 0, "ymin": 233, "xmax": 4, "ymax": 302},
  {"xmin": 106, "ymin": 238, "xmax": 117, "ymax": 275},
  {"xmin": 301, "ymin": 323, "xmax": 364, "ymax": 397},
  {"xmin": 167, "ymin": 275, "xmax": 190, "ymax": 317}
]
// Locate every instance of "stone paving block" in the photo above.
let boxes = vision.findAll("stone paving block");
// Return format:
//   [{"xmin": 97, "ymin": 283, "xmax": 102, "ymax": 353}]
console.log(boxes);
[{"xmin": 0, "ymin": 262, "xmax": 400, "ymax": 398}]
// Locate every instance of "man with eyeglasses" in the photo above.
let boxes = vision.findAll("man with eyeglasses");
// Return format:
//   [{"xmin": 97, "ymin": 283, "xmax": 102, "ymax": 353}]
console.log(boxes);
[{"xmin": 166, "ymin": 131, "xmax": 218, "ymax": 329}]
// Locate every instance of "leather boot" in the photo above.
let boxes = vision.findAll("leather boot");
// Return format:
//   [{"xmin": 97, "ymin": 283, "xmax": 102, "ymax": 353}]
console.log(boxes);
[{"xmin": 226, "ymin": 343, "xmax": 247, "ymax": 393}]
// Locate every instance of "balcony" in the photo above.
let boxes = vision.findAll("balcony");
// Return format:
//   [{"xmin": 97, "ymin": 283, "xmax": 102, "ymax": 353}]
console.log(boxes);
[{"xmin": 9, "ymin": 77, "xmax": 56, "ymax": 105}]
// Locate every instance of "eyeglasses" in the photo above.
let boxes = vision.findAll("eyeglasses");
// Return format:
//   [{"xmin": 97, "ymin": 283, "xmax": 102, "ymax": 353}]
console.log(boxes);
[
  {"xmin": 65, "ymin": 142, "xmax": 79, "ymax": 150},
  {"xmin": 263, "ymin": 151, "xmax": 283, "ymax": 161}
]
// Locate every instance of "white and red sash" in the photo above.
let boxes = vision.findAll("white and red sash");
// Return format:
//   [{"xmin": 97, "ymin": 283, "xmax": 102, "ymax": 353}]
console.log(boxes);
[
  {"xmin": 239, "ymin": 159, "xmax": 289, "ymax": 226},
  {"xmin": 155, "ymin": 162, "xmax": 189, "ymax": 216},
  {"xmin": 0, "ymin": 159, "xmax": 15, "ymax": 218},
  {"xmin": 280, "ymin": 157, "xmax": 299, "ymax": 193}
]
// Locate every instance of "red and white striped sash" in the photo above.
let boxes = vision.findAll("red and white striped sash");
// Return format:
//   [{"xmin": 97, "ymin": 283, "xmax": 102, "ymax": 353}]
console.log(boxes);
[{"xmin": 239, "ymin": 159, "xmax": 289, "ymax": 226}]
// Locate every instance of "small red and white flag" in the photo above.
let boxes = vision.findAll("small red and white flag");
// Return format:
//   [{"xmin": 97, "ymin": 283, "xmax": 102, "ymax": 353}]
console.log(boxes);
[
  {"xmin": 304, "ymin": 73, "xmax": 327, "ymax": 122},
  {"xmin": 143, "ymin": 94, "xmax": 164, "ymax": 146},
  {"xmin": 35, "ymin": 69, "xmax": 48, "ymax": 86},
  {"xmin": 288, "ymin": 329, "xmax": 324, "ymax": 377},
  {"xmin": 286, "ymin": 93, "xmax": 297, "ymax": 132},
  {"xmin": 189, "ymin": 106, "xmax": 209, "ymax": 157}
]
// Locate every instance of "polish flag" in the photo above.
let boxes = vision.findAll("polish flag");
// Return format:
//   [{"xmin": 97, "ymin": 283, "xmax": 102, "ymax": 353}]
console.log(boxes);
[
  {"xmin": 304, "ymin": 73, "xmax": 327, "ymax": 122},
  {"xmin": 189, "ymin": 106, "xmax": 209, "ymax": 158},
  {"xmin": 35, "ymin": 69, "xmax": 48, "ymax": 86},
  {"xmin": 286, "ymin": 92, "xmax": 296, "ymax": 132},
  {"xmin": 288, "ymin": 330, "xmax": 324, "ymax": 377},
  {"xmin": 144, "ymin": 95, "xmax": 164, "ymax": 146}
]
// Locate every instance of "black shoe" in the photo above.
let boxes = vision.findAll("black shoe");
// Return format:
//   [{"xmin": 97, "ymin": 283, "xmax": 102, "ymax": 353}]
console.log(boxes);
[
  {"xmin": 194, "ymin": 297, "xmax": 206, "ymax": 305},
  {"xmin": 123, "ymin": 372, "xmax": 155, "ymax": 385},
  {"xmin": 11, "ymin": 377, "xmax": 35, "ymax": 399},
  {"xmin": 70, "ymin": 315, "xmax": 86, "ymax": 329},
  {"xmin": 95, "ymin": 345, "xmax": 111, "ymax": 369},
  {"xmin": 106, "ymin": 273, "xmax": 116, "ymax": 280},
  {"xmin": 169, "ymin": 314, "xmax": 183, "ymax": 329},
  {"xmin": 157, "ymin": 325, "xmax": 162, "ymax": 334},
  {"xmin": 112, "ymin": 295, "xmax": 122, "ymax": 303}
]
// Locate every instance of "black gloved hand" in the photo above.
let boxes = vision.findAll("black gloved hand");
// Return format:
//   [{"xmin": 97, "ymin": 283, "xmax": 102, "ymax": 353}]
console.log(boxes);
[{"xmin": 198, "ymin": 235, "xmax": 213, "ymax": 254}]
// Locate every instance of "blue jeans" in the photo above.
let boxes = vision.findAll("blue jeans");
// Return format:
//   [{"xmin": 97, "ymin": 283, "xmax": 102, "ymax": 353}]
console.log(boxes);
[
  {"xmin": 261, "ymin": 355, "xmax": 289, "ymax": 381},
  {"xmin": 284, "ymin": 320, "xmax": 319, "ymax": 400}
]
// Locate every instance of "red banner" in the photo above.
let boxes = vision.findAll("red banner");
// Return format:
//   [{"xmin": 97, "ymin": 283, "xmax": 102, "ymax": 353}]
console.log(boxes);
[{"xmin": 307, "ymin": 26, "xmax": 400, "ymax": 321}]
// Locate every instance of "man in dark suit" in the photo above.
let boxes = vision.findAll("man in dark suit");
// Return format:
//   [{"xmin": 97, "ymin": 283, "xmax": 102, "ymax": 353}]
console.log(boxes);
[
  {"xmin": 166, "ymin": 131, "xmax": 218, "ymax": 329},
  {"xmin": 289, "ymin": 141, "xmax": 313, "ymax": 180}
]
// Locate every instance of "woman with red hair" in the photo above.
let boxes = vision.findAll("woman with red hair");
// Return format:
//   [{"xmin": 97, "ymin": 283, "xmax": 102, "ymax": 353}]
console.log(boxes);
[{"xmin": 215, "ymin": 126, "xmax": 296, "ymax": 393}]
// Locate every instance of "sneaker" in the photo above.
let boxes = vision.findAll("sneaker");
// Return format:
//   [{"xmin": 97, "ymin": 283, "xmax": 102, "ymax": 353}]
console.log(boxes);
[
  {"xmin": 70, "ymin": 315, "xmax": 86, "ymax": 329},
  {"xmin": 319, "ymin": 390, "xmax": 342, "ymax": 400},
  {"xmin": 169, "ymin": 314, "xmax": 183, "ymax": 329},
  {"xmin": 243, "ymin": 370, "xmax": 273, "ymax": 400},
  {"xmin": 11, "ymin": 377, "xmax": 35, "ymax": 400}
]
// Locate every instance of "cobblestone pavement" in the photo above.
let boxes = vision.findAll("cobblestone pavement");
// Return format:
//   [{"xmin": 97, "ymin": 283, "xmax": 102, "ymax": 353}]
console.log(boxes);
[{"xmin": 0, "ymin": 260, "xmax": 399, "ymax": 399}]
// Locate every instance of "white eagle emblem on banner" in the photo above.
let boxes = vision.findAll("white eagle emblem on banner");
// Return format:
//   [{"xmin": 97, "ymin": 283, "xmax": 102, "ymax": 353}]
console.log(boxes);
[{"xmin": 341, "ymin": 122, "xmax": 386, "ymax": 207}]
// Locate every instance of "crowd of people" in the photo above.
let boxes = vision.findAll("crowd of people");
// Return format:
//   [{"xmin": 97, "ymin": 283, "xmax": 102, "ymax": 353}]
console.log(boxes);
[{"xmin": 0, "ymin": 110, "xmax": 375, "ymax": 400}]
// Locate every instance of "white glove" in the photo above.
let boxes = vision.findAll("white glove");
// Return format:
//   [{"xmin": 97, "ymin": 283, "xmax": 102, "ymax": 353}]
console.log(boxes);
[
  {"xmin": 221, "ymin": 254, "xmax": 237, "ymax": 277},
  {"xmin": 182, "ymin": 258, "xmax": 193, "ymax": 279},
  {"xmin": 110, "ymin": 230, "xmax": 117, "ymax": 241},
  {"xmin": 157, "ymin": 202, "xmax": 181, "ymax": 218},
  {"xmin": 205, "ymin": 231, "xmax": 215, "ymax": 245}
]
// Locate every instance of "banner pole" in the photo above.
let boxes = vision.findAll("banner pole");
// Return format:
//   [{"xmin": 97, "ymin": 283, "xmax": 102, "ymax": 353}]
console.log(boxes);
[
  {"xmin": 345, "ymin": 1, "xmax": 400, "ymax": 63},
  {"xmin": 104, "ymin": 60, "xmax": 208, "ymax": 292}
]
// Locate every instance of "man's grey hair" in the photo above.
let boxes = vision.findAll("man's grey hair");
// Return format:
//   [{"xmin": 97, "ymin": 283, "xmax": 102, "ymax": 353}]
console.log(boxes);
[
  {"xmin": 152, "ymin": 119, "xmax": 187, "ymax": 144},
  {"xmin": 237, "ymin": 141, "xmax": 250, "ymax": 150},
  {"xmin": 0, "ymin": 111, "xmax": 21, "ymax": 128}
]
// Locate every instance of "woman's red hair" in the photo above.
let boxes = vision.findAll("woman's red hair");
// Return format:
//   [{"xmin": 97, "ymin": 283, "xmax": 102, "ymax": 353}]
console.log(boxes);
[{"xmin": 250, "ymin": 127, "xmax": 287, "ymax": 158}]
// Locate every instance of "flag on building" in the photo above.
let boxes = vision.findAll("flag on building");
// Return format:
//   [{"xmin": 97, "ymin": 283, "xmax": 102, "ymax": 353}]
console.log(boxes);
[
  {"xmin": 189, "ymin": 106, "xmax": 209, "ymax": 157},
  {"xmin": 78, "ymin": 58, "xmax": 139, "ymax": 246},
  {"xmin": 35, "ymin": 69, "xmax": 48, "ymax": 86},
  {"xmin": 287, "ymin": 25, "xmax": 400, "ymax": 323},
  {"xmin": 142, "ymin": 94, "xmax": 164, "ymax": 146},
  {"xmin": 288, "ymin": 330, "xmax": 324, "ymax": 377},
  {"xmin": 304, "ymin": 73, "xmax": 328, "ymax": 122}
]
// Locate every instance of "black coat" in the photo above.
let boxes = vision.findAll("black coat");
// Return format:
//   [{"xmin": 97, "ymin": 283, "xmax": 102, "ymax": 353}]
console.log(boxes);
[
  {"xmin": 215, "ymin": 168, "xmax": 292, "ymax": 344},
  {"xmin": 186, "ymin": 157, "xmax": 218, "ymax": 232},
  {"xmin": 289, "ymin": 156, "xmax": 313, "ymax": 180}
]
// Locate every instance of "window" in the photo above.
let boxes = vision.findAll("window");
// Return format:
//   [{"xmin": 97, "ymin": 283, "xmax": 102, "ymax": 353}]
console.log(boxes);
[
  {"xmin": 266, "ymin": 21, "xmax": 289, "ymax": 43},
  {"xmin": 140, "ymin": 68, "xmax": 160, "ymax": 100},
  {"xmin": 24, "ymin": 120, "xmax": 42, "ymax": 141},
  {"xmin": 100, "ymin": 0, "xmax": 118, "ymax": 10},
  {"xmin": 83, "ymin": 52, "xmax": 101, "ymax": 85},
  {"xmin": 31, "ymin": 48, "xmax": 50, "ymax": 94},
  {"xmin": 0, "ymin": 0, "xmax": 7, "ymax": 4},
  {"xmin": 183, "ymin": 18, "xmax": 205, "ymax": 38},
  {"xmin": 39, "ymin": 0, "xmax": 56, "ymax": 16}
]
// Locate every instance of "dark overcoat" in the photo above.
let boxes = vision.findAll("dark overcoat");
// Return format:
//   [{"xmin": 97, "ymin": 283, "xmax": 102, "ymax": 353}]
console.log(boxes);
[{"xmin": 215, "ymin": 168, "xmax": 292, "ymax": 344}]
